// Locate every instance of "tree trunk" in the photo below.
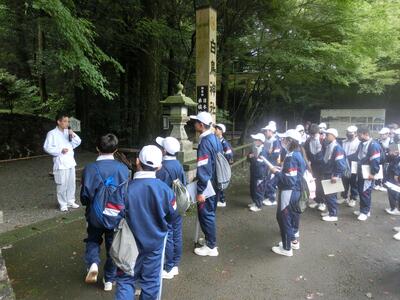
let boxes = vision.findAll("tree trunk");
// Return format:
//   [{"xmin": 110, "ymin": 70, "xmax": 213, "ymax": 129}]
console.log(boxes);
[{"xmin": 37, "ymin": 18, "xmax": 48, "ymax": 103}]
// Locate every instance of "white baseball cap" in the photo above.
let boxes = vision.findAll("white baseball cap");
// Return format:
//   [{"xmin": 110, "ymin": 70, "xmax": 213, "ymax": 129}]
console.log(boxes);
[
  {"xmin": 251, "ymin": 133, "xmax": 266, "ymax": 143},
  {"xmin": 296, "ymin": 124, "xmax": 305, "ymax": 132},
  {"xmin": 325, "ymin": 128, "xmax": 338, "ymax": 138},
  {"xmin": 394, "ymin": 128, "xmax": 400, "ymax": 135},
  {"xmin": 139, "ymin": 145, "xmax": 163, "ymax": 168},
  {"xmin": 215, "ymin": 123, "xmax": 226, "ymax": 133},
  {"xmin": 347, "ymin": 125, "xmax": 358, "ymax": 133},
  {"xmin": 261, "ymin": 124, "xmax": 275, "ymax": 132},
  {"xmin": 155, "ymin": 137, "xmax": 165, "ymax": 148},
  {"xmin": 319, "ymin": 122, "xmax": 327, "ymax": 129},
  {"xmin": 379, "ymin": 127, "xmax": 390, "ymax": 135},
  {"xmin": 278, "ymin": 129, "xmax": 302, "ymax": 143},
  {"xmin": 163, "ymin": 137, "xmax": 181, "ymax": 155},
  {"xmin": 189, "ymin": 112, "xmax": 213, "ymax": 126}
]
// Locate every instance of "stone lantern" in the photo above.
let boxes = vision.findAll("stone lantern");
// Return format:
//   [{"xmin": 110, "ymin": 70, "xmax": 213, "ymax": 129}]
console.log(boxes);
[{"xmin": 161, "ymin": 82, "xmax": 197, "ymax": 164}]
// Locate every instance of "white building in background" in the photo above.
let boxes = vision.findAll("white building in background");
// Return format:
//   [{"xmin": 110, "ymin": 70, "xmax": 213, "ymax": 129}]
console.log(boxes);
[{"xmin": 320, "ymin": 109, "xmax": 385, "ymax": 138}]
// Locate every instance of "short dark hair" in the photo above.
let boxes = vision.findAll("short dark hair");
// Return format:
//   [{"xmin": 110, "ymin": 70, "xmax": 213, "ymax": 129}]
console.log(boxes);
[
  {"xmin": 358, "ymin": 126, "xmax": 370, "ymax": 135},
  {"xmin": 97, "ymin": 134, "xmax": 118, "ymax": 153},
  {"xmin": 140, "ymin": 162, "xmax": 157, "ymax": 172},
  {"xmin": 309, "ymin": 123, "xmax": 319, "ymax": 135},
  {"xmin": 287, "ymin": 138, "xmax": 300, "ymax": 152},
  {"xmin": 55, "ymin": 111, "xmax": 69, "ymax": 122}
]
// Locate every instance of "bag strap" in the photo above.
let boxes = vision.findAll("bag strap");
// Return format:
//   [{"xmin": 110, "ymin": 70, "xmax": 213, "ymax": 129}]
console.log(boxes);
[{"xmin": 93, "ymin": 162, "xmax": 105, "ymax": 182}]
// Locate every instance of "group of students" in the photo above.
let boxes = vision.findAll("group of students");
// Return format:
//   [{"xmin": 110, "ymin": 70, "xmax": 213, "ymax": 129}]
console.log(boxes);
[
  {"xmin": 247, "ymin": 120, "xmax": 400, "ymax": 257},
  {"xmin": 47, "ymin": 111, "xmax": 232, "ymax": 299},
  {"xmin": 44, "ymin": 112, "xmax": 400, "ymax": 298}
]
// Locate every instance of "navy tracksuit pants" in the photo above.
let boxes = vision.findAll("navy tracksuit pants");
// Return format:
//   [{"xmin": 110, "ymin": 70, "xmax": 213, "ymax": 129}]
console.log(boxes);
[
  {"xmin": 250, "ymin": 176, "xmax": 265, "ymax": 208},
  {"xmin": 115, "ymin": 241, "xmax": 165, "ymax": 300},
  {"xmin": 276, "ymin": 190, "xmax": 301, "ymax": 251},
  {"xmin": 265, "ymin": 172, "xmax": 277, "ymax": 202},
  {"xmin": 84, "ymin": 222, "xmax": 116, "ymax": 282},
  {"xmin": 164, "ymin": 214, "xmax": 183, "ymax": 272},
  {"xmin": 341, "ymin": 174, "xmax": 359, "ymax": 200},
  {"xmin": 198, "ymin": 195, "xmax": 218, "ymax": 249},
  {"xmin": 388, "ymin": 186, "xmax": 400, "ymax": 210},
  {"xmin": 217, "ymin": 189, "xmax": 225, "ymax": 203},
  {"xmin": 358, "ymin": 178, "xmax": 373, "ymax": 214},
  {"xmin": 322, "ymin": 174, "xmax": 338, "ymax": 217}
]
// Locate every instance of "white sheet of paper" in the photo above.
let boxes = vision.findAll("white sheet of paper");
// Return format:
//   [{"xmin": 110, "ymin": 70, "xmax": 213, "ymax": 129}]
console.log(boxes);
[
  {"xmin": 186, "ymin": 180, "xmax": 216, "ymax": 202},
  {"xmin": 321, "ymin": 178, "xmax": 345, "ymax": 195},
  {"xmin": 361, "ymin": 165, "xmax": 383, "ymax": 180},
  {"xmin": 384, "ymin": 182, "xmax": 400, "ymax": 193},
  {"xmin": 351, "ymin": 161, "xmax": 357, "ymax": 174}
]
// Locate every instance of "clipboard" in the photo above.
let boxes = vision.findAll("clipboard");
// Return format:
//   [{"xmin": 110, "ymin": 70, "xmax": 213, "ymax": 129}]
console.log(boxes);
[
  {"xmin": 361, "ymin": 165, "xmax": 383, "ymax": 180},
  {"xmin": 187, "ymin": 180, "xmax": 216, "ymax": 202},
  {"xmin": 351, "ymin": 161, "xmax": 357, "ymax": 174},
  {"xmin": 321, "ymin": 178, "xmax": 345, "ymax": 195}
]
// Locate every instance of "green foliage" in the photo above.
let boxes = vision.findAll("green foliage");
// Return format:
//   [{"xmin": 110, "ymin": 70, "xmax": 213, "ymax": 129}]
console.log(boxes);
[
  {"xmin": 0, "ymin": 69, "xmax": 38, "ymax": 113},
  {"xmin": 32, "ymin": 0, "xmax": 123, "ymax": 100}
]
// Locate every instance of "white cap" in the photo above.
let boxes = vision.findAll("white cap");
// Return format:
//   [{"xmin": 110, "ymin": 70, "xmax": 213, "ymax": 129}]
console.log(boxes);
[
  {"xmin": 325, "ymin": 128, "xmax": 338, "ymax": 138},
  {"xmin": 379, "ymin": 127, "xmax": 390, "ymax": 135},
  {"xmin": 278, "ymin": 129, "xmax": 302, "ymax": 143},
  {"xmin": 296, "ymin": 124, "xmax": 305, "ymax": 132},
  {"xmin": 163, "ymin": 137, "xmax": 181, "ymax": 155},
  {"xmin": 139, "ymin": 145, "xmax": 163, "ymax": 168},
  {"xmin": 155, "ymin": 137, "xmax": 165, "ymax": 148},
  {"xmin": 394, "ymin": 128, "xmax": 400, "ymax": 135},
  {"xmin": 261, "ymin": 124, "xmax": 276, "ymax": 132},
  {"xmin": 347, "ymin": 125, "xmax": 358, "ymax": 133},
  {"xmin": 319, "ymin": 122, "xmax": 327, "ymax": 129},
  {"xmin": 189, "ymin": 112, "xmax": 213, "ymax": 126},
  {"xmin": 251, "ymin": 133, "xmax": 266, "ymax": 143},
  {"xmin": 215, "ymin": 123, "xmax": 226, "ymax": 133}
]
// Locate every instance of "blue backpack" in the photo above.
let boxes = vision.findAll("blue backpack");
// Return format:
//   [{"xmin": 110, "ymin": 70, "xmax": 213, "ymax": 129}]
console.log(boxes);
[{"xmin": 89, "ymin": 163, "xmax": 126, "ymax": 228}]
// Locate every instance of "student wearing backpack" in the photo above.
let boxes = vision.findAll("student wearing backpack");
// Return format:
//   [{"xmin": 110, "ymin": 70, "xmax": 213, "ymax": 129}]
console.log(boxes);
[
  {"xmin": 214, "ymin": 123, "xmax": 233, "ymax": 208},
  {"xmin": 156, "ymin": 137, "xmax": 186, "ymax": 280},
  {"xmin": 80, "ymin": 134, "xmax": 129, "ymax": 291},
  {"xmin": 265, "ymin": 129, "xmax": 306, "ymax": 257},
  {"xmin": 190, "ymin": 112, "xmax": 223, "ymax": 257},
  {"xmin": 319, "ymin": 128, "xmax": 347, "ymax": 222},
  {"xmin": 114, "ymin": 145, "xmax": 177, "ymax": 300},
  {"xmin": 247, "ymin": 133, "xmax": 268, "ymax": 212}
]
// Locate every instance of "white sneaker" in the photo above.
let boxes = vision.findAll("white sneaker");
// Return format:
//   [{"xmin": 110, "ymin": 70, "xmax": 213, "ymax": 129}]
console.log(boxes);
[
  {"xmin": 85, "ymin": 263, "xmax": 98, "ymax": 283},
  {"xmin": 217, "ymin": 202, "xmax": 226, "ymax": 208},
  {"xmin": 373, "ymin": 186, "xmax": 380, "ymax": 191},
  {"xmin": 103, "ymin": 279, "xmax": 113, "ymax": 292},
  {"xmin": 379, "ymin": 186, "xmax": 387, "ymax": 192},
  {"xmin": 263, "ymin": 199, "xmax": 277, "ymax": 206},
  {"xmin": 357, "ymin": 213, "xmax": 368, "ymax": 221},
  {"xmin": 248, "ymin": 203, "xmax": 256, "ymax": 208},
  {"xmin": 271, "ymin": 245, "xmax": 293, "ymax": 257},
  {"xmin": 60, "ymin": 207, "xmax": 68, "ymax": 212},
  {"xmin": 170, "ymin": 266, "xmax": 179, "ymax": 276},
  {"xmin": 347, "ymin": 199, "xmax": 356, "ymax": 207},
  {"xmin": 308, "ymin": 201, "xmax": 318, "ymax": 209},
  {"xmin": 294, "ymin": 231, "xmax": 300, "ymax": 238},
  {"xmin": 194, "ymin": 245, "xmax": 219, "ymax": 257},
  {"xmin": 249, "ymin": 206, "xmax": 262, "ymax": 212},
  {"xmin": 321, "ymin": 211, "xmax": 330, "ymax": 217},
  {"xmin": 393, "ymin": 226, "xmax": 400, "ymax": 232},
  {"xmin": 353, "ymin": 211, "xmax": 371, "ymax": 217},
  {"xmin": 393, "ymin": 232, "xmax": 400, "ymax": 240},
  {"xmin": 317, "ymin": 203, "xmax": 326, "ymax": 212},
  {"xmin": 322, "ymin": 215, "xmax": 338, "ymax": 222},
  {"xmin": 68, "ymin": 202, "xmax": 80, "ymax": 209},
  {"xmin": 162, "ymin": 270, "xmax": 174, "ymax": 280},
  {"xmin": 385, "ymin": 208, "xmax": 400, "ymax": 216},
  {"xmin": 337, "ymin": 198, "xmax": 346, "ymax": 205},
  {"xmin": 278, "ymin": 241, "xmax": 300, "ymax": 250}
]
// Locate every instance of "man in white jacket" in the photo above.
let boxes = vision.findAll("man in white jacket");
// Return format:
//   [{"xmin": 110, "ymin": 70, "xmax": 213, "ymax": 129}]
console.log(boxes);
[{"xmin": 43, "ymin": 113, "xmax": 81, "ymax": 211}]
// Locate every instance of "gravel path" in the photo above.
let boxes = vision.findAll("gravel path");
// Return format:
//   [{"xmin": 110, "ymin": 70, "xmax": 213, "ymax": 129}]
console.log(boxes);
[{"xmin": 0, "ymin": 150, "xmax": 97, "ymax": 233}]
